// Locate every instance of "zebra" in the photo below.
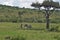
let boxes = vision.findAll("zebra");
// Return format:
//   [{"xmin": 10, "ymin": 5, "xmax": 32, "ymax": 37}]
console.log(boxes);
[{"xmin": 24, "ymin": 24, "xmax": 32, "ymax": 29}]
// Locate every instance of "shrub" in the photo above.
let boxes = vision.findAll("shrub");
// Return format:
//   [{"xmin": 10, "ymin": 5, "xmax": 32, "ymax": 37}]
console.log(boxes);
[
  {"xmin": 49, "ymin": 26, "xmax": 59, "ymax": 32},
  {"xmin": 5, "ymin": 36, "xmax": 11, "ymax": 40},
  {"xmin": 11, "ymin": 36, "xmax": 26, "ymax": 40},
  {"xmin": 54, "ymin": 35, "xmax": 60, "ymax": 40},
  {"xmin": 5, "ymin": 35, "xmax": 26, "ymax": 40}
]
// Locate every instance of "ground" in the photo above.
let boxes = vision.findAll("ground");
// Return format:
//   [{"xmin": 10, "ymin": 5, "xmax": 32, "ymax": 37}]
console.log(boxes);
[{"xmin": 0, "ymin": 22, "xmax": 60, "ymax": 40}]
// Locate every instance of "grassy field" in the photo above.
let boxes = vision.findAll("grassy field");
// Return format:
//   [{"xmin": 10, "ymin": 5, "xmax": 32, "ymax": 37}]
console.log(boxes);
[
  {"xmin": 0, "ymin": 5, "xmax": 60, "ymax": 40},
  {"xmin": 0, "ymin": 22, "xmax": 60, "ymax": 40}
]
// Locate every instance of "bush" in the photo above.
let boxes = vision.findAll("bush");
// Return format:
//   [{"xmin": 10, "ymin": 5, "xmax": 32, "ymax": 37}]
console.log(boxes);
[
  {"xmin": 37, "ymin": 20, "xmax": 43, "ymax": 23},
  {"xmin": 11, "ymin": 36, "xmax": 26, "ymax": 40},
  {"xmin": 5, "ymin": 35, "xmax": 26, "ymax": 40},
  {"xmin": 50, "ymin": 19, "xmax": 60, "ymax": 23},
  {"xmin": 54, "ymin": 35, "xmax": 60, "ymax": 40},
  {"xmin": 5, "ymin": 36, "xmax": 11, "ymax": 40},
  {"xmin": 49, "ymin": 26, "xmax": 59, "ymax": 32},
  {"xmin": 11, "ymin": 37, "xmax": 20, "ymax": 40}
]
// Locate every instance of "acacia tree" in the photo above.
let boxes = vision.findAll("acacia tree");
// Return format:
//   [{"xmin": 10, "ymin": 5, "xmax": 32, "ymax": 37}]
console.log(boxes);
[
  {"xmin": 31, "ymin": 0, "xmax": 60, "ymax": 30},
  {"xmin": 18, "ymin": 11, "xmax": 23, "ymax": 28},
  {"xmin": 18, "ymin": 11, "xmax": 23, "ymax": 22},
  {"xmin": 31, "ymin": 2, "xmax": 42, "ymax": 10}
]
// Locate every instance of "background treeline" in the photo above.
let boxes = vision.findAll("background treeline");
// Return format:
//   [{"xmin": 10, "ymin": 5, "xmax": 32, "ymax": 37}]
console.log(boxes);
[{"xmin": 0, "ymin": 4, "xmax": 60, "ymax": 23}]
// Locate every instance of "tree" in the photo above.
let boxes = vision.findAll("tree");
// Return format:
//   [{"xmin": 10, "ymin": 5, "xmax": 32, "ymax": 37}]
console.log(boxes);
[
  {"xmin": 31, "ymin": 0, "xmax": 60, "ymax": 30},
  {"xmin": 18, "ymin": 11, "xmax": 23, "ymax": 29},
  {"xmin": 18, "ymin": 11, "xmax": 23, "ymax": 22},
  {"xmin": 31, "ymin": 2, "xmax": 42, "ymax": 10}
]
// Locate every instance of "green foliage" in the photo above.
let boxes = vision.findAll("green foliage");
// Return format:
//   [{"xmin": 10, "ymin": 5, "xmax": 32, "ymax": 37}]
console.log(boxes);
[
  {"xmin": 0, "ymin": 5, "xmax": 60, "ymax": 23},
  {"xmin": 54, "ymin": 35, "xmax": 60, "ymax": 40},
  {"xmin": 42, "ymin": 0, "xmax": 60, "ymax": 8},
  {"xmin": 5, "ymin": 35, "xmax": 26, "ymax": 40},
  {"xmin": 49, "ymin": 26, "xmax": 59, "ymax": 32},
  {"xmin": 31, "ymin": 2, "xmax": 41, "ymax": 8},
  {"xmin": 11, "ymin": 36, "xmax": 26, "ymax": 40}
]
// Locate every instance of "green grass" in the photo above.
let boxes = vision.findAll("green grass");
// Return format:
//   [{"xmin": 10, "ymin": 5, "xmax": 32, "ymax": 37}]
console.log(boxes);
[{"xmin": 0, "ymin": 22, "xmax": 60, "ymax": 40}]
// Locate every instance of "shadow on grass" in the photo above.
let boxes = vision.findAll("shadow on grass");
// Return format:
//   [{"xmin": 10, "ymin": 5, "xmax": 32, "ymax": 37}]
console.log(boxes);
[
  {"xmin": 20, "ymin": 28, "xmax": 45, "ymax": 31},
  {"xmin": 19, "ymin": 27, "xmax": 60, "ymax": 32},
  {"xmin": 5, "ymin": 35, "xmax": 26, "ymax": 40}
]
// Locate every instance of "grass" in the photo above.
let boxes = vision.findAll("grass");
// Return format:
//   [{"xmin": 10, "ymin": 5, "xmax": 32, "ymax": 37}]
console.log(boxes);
[
  {"xmin": 0, "ymin": 5, "xmax": 60, "ymax": 40},
  {"xmin": 0, "ymin": 22, "xmax": 60, "ymax": 40}
]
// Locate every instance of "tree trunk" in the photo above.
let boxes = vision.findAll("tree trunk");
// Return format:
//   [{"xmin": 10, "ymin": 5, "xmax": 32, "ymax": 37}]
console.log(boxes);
[{"xmin": 46, "ymin": 9, "xmax": 49, "ymax": 30}]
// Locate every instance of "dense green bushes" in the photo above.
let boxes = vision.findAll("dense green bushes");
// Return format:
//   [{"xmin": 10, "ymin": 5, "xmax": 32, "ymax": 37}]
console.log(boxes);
[
  {"xmin": 0, "ymin": 17, "xmax": 60, "ymax": 23},
  {"xmin": 0, "ymin": 5, "xmax": 60, "ymax": 23},
  {"xmin": 5, "ymin": 35, "xmax": 26, "ymax": 40},
  {"xmin": 50, "ymin": 18, "xmax": 60, "ymax": 23}
]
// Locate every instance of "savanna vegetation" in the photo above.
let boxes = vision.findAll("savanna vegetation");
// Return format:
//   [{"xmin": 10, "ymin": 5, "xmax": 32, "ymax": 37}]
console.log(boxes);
[
  {"xmin": 0, "ymin": 0, "xmax": 60, "ymax": 40},
  {"xmin": 0, "ymin": 22, "xmax": 60, "ymax": 40},
  {"xmin": 0, "ymin": 4, "xmax": 60, "ymax": 23}
]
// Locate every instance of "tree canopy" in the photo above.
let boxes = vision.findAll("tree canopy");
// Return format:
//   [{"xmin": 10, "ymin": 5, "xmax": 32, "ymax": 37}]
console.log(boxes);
[{"xmin": 31, "ymin": 0, "xmax": 60, "ymax": 9}]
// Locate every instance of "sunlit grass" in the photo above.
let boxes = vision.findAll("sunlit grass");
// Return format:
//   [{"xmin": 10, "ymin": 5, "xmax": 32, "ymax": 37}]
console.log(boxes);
[{"xmin": 0, "ymin": 22, "xmax": 60, "ymax": 40}]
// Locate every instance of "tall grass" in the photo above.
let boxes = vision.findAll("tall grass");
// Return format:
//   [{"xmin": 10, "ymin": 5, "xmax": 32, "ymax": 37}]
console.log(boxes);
[{"xmin": 0, "ymin": 22, "xmax": 60, "ymax": 40}]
